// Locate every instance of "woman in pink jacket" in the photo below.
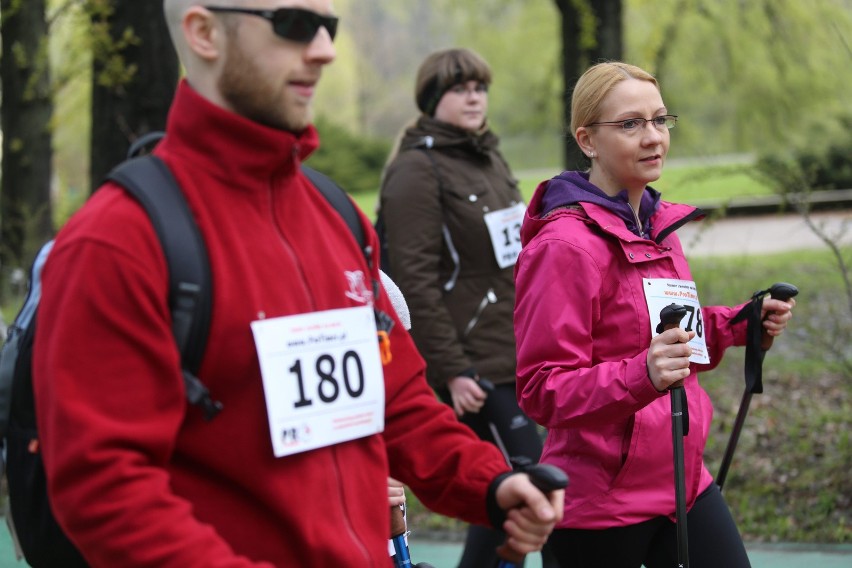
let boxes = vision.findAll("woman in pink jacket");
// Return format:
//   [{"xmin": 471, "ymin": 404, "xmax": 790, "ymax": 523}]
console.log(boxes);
[{"xmin": 513, "ymin": 61, "xmax": 795, "ymax": 567}]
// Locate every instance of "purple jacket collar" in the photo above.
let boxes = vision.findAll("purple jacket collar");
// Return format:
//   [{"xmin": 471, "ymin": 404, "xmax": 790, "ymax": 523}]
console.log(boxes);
[{"xmin": 540, "ymin": 171, "xmax": 661, "ymax": 239}]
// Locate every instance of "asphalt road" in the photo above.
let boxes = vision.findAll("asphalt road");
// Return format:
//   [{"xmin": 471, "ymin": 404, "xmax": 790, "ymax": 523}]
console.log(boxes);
[
  {"xmin": 679, "ymin": 210, "xmax": 851, "ymax": 257},
  {"xmin": 2, "ymin": 525, "xmax": 850, "ymax": 568}
]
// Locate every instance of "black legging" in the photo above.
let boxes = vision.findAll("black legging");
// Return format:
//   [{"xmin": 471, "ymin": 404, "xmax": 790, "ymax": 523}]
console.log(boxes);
[
  {"xmin": 441, "ymin": 382, "xmax": 558, "ymax": 568},
  {"xmin": 547, "ymin": 483, "xmax": 751, "ymax": 568}
]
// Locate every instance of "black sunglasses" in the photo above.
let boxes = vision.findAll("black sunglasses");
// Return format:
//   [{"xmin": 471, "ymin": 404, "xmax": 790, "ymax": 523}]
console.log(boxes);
[{"xmin": 205, "ymin": 6, "xmax": 338, "ymax": 43}]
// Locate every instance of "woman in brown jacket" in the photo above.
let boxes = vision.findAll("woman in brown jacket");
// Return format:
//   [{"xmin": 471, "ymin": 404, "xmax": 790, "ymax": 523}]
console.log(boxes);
[{"xmin": 379, "ymin": 48, "xmax": 555, "ymax": 568}]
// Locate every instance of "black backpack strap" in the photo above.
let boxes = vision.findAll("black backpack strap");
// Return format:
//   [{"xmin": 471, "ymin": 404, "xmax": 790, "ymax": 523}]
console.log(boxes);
[
  {"xmin": 107, "ymin": 156, "xmax": 222, "ymax": 420},
  {"xmin": 301, "ymin": 164, "xmax": 369, "ymax": 262},
  {"xmin": 127, "ymin": 131, "xmax": 166, "ymax": 159},
  {"xmin": 301, "ymin": 165, "xmax": 397, "ymax": 360}
]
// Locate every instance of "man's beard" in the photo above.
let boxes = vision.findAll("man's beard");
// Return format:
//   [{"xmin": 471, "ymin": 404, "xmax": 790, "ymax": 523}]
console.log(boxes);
[{"xmin": 217, "ymin": 41, "xmax": 310, "ymax": 132}]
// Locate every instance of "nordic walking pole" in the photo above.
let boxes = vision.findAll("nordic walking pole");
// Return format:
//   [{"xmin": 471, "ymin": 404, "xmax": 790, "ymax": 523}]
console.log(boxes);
[
  {"xmin": 658, "ymin": 303, "xmax": 690, "ymax": 568},
  {"xmin": 494, "ymin": 462, "xmax": 569, "ymax": 568},
  {"xmin": 390, "ymin": 493, "xmax": 436, "ymax": 568},
  {"xmin": 477, "ymin": 379, "xmax": 569, "ymax": 568},
  {"xmin": 390, "ymin": 503, "xmax": 413, "ymax": 567},
  {"xmin": 477, "ymin": 378, "xmax": 513, "ymax": 465},
  {"xmin": 717, "ymin": 282, "xmax": 799, "ymax": 491}
]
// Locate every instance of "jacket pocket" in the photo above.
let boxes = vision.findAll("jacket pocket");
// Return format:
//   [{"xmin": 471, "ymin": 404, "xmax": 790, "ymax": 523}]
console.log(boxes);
[
  {"xmin": 443, "ymin": 183, "xmax": 491, "ymax": 227},
  {"xmin": 620, "ymin": 415, "xmax": 636, "ymax": 466},
  {"xmin": 444, "ymin": 182, "xmax": 489, "ymax": 205},
  {"xmin": 609, "ymin": 412, "xmax": 643, "ymax": 490}
]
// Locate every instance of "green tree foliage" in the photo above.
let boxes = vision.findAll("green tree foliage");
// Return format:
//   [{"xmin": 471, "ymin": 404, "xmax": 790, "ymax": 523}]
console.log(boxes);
[
  {"xmin": 305, "ymin": 115, "xmax": 391, "ymax": 196},
  {"xmin": 10, "ymin": 0, "xmax": 852, "ymax": 229},
  {"xmin": 49, "ymin": 0, "xmax": 95, "ymax": 226},
  {"xmin": 431, "ymin": 0, "xmax": 562, "ymax": 136},
  {"xmin": 323, "ymin": 0, "xmax": 852, "ymax": 166},
  {"xmin": 555, "ymin": 0, "xmax": 624, "ymax": 169},
  {"xmin": 440, "ymin": 0, "xmax": 565, "ymax": 168},
  {"xmin": 756, "ymin": 115, "xmax": 852, "ymax": 194},
  {"xmin": 87, "ymin": 0, "xmax": 178, "ymax": 191},
  {"xmin": 1, "ymin": 0, "xmax": 53, "ymax": 273},
  {"xmin": 316, "ymin": 0, "xmax": 563, "ymax": 169},
  {"xmin": 627, "ymin": 0, "xmax": 852, "ymax": 158}
]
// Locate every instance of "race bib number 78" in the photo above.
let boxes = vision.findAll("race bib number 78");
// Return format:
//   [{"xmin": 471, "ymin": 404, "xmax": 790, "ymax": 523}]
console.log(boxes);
[{"xmin": 643, "ymin": 278, "xmax": 710, "ymax": 364}]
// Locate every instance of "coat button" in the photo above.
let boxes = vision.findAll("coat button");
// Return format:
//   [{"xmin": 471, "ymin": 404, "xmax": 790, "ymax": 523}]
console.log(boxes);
[
  {"xmin": 469, "ymin": 195, "xmax": 478, "ymax": 202},
  {"xmin": 629, "ymin": 253, "xmax": 635, "ymax": 259},
  {"xmin": 645, "ymin": 253, "xmax": 652, "ymax": 258}
]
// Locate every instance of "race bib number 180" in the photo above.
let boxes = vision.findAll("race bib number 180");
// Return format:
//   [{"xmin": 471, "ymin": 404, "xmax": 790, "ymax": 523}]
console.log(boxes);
[{"xmin": 251, "ymin": 306, "xmax": 385, "ymax": 457}]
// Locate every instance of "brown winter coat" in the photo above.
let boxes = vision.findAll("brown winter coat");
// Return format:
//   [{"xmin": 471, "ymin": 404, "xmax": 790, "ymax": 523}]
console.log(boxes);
[{"xmin": 380, "ymin": 116, "xmax": 523, "ymax": 388}]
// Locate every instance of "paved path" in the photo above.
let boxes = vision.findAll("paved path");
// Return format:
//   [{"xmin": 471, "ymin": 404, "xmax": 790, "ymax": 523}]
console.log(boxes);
[
  {"xmin": 407, "ymin": 538, "xmax": 852, "ymax": 568},
  {"xmin": 2, "ymin": 526, "xmax": 850, "ymax": 568},
  {"xmin": 679, "ymin": 210, "xmax": 851, "ymax": 257}
]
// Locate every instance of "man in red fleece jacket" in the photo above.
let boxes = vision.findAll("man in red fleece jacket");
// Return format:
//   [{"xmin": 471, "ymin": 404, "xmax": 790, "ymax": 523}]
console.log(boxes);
[{"xmin": 32, "ymin": 1, "xmax": 563, "ymax": 566}]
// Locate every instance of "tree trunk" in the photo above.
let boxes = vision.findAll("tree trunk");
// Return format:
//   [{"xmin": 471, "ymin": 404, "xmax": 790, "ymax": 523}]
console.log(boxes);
[
  {"xmin": 1, "ymin": 0, "xmax": 53, "ymax": 275},
  {"xmin": 556, "ymin": 0, "xmax": 623, "ymax": 170},
  {"xmin": 89, "ymin": 0, "xmax": 179, "ymax": 192}
]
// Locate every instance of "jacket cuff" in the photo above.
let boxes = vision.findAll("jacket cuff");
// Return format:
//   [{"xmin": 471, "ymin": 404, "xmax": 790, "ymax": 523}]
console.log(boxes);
[
  {"xmin": 456, "ymin": 366, "xmax": 477, "ymax": 379},
  {"xmin": 632, "ymin": 352, "xmax": 668, "ymax": 399},
  {"xmin": 486, "ymin": 471, "xmax": 514, "ymax": 529}
]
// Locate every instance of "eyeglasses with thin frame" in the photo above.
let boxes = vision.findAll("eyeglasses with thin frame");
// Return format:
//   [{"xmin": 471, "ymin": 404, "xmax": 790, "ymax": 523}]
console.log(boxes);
[
  {"xmin": 586, "ymin": 114, "xmax": 678, "ymax": 133},
  {"xmin": 204, "ymin": 6, "xmax": 338, "ymax": 43}
]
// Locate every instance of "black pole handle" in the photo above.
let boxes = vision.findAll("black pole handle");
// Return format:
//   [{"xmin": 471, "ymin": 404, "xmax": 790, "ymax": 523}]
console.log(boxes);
[
  {"xmin": 656, "ymin": 303, "xmax": 687, "ymax": 334},
  {"xmin": 768, "ymin": 282, "xmax": 799, "ymax": 302},
  {"xmin": 479, "ymin": 377, "xmax": 496, "ymax": 393},
  {"xmin": 526, "ymin": 463, "xmax": 570, "ymax": 494},
  {"xmin": 761, "ymin": 283, "xmax": 799, "ymax": 350},
  {"xmin": 495, "ymin": 462, "xmax": 568, "ymax": 567}
]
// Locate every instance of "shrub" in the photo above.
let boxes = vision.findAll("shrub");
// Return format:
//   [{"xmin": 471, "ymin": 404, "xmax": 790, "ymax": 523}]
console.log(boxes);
[
  {"xmin": 756, "ymin": 115, "xmax": 852, "ymax": 194},
  {"xmin": 305, "ymin": 116, "xmax": 391, "ymax": 195}
]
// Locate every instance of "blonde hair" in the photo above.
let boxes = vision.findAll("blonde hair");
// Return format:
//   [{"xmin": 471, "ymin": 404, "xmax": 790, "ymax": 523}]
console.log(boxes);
[
  {"xmin": 570, "ymin": 61, "xmax": 659, "ymax": 140},
  {"xmin": 415, "ymin": 48, "xmax": 492, "ymax": 116}
]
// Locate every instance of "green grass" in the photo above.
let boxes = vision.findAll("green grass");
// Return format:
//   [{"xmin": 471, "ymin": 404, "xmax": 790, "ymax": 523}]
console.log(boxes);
[
  {"xmin": 357, "ymin": 162, "xmax": 774, "ymax": 222},
  {"xmin": 514, "ymin": 162, "xmax": 774, "ymax": 205},
  {"xmin": 351, "ymin": 192, "xmax": 380, "ymax": 223},
  {"xmin": 692, "ymin": 248, "xmax": 849, "ymax": 304},
  {"xmin": 654, "ymin": 163, "xmax": 773, "ymax": 204}
]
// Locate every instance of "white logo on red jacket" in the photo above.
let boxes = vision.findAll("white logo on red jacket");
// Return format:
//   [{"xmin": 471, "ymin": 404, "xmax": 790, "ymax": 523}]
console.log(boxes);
[{"xmin": 344, "ymin": 270, "xmax": 373, "ymax": 304}]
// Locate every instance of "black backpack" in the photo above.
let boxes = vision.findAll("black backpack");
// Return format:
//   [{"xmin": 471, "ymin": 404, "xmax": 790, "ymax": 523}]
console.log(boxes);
[{"xmin": 0, "ymin": 154, "xmax": 366, "ymax": 567}]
